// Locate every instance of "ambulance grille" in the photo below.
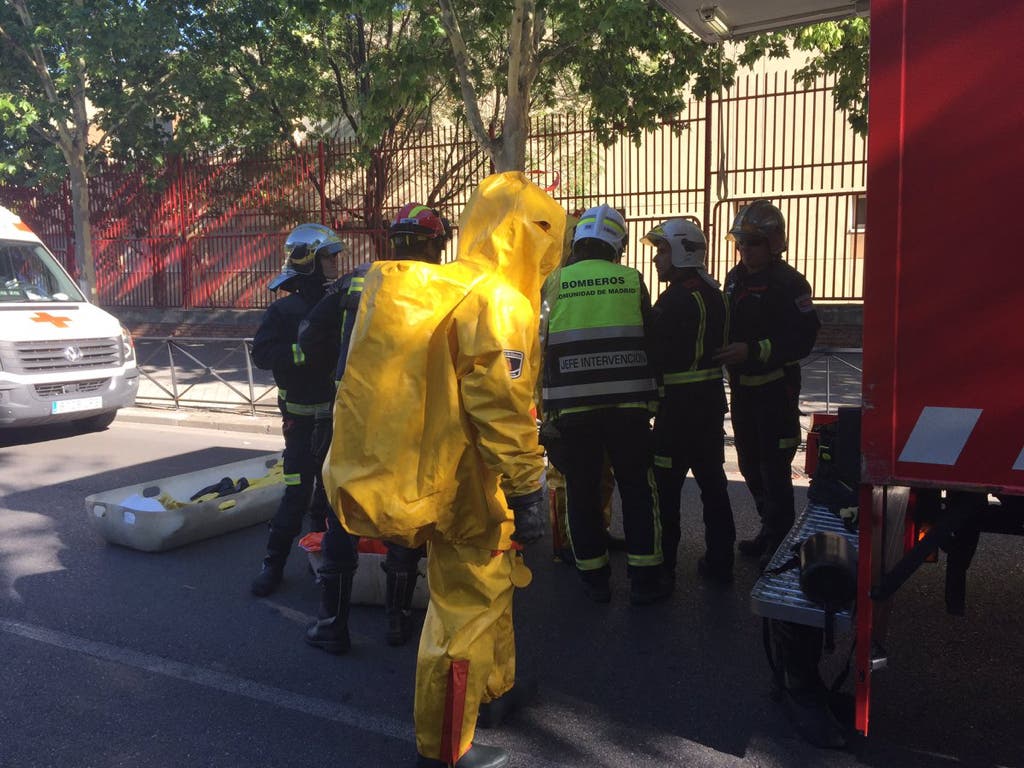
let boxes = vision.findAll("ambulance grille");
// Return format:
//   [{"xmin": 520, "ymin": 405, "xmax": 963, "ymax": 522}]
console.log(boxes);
[
  {"xmin": 7, "ymin": 338, "xmax": 122, "ymax": 373},
  {"xmin": 34, "ymin": 378, "xmax": 110, "ymax": 397}
]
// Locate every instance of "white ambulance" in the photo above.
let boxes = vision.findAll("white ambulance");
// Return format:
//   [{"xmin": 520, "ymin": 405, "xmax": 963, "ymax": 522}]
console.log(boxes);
[{"xmin": 0, "ymin": 205, "xmax": 138, "ymax": 429}]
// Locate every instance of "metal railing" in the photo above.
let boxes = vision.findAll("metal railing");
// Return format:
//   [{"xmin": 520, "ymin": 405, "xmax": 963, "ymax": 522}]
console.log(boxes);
[
  {"xmin": 799, "ymin": 346, "xmax": 863, "ymax": 416},
  {"xmin": 130, "ymin": 337, "xmax": 863, "ymax": 428},
  {"xmin": 133, "ymin": 337, "xmax": 279, "ymax": 416}
]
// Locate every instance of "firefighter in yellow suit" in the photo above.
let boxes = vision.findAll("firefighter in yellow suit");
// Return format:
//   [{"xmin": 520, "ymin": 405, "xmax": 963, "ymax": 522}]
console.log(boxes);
[{"xmin": 324, "ymin": 172, "xmax": 567, "ymax": 768}]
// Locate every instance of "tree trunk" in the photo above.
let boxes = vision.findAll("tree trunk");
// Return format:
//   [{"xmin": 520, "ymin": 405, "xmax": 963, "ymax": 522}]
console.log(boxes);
[
  {"xmin": 67, "ymin": 155, "xmax": 96, "ymax": 303},
  {"xmin": 494, "ymin": 0, "xmax": 535, "ymax": 172},
  {"xmin": 494, "ymin": 102, "xmax": 528, "ymax": 172},
  {"xmin": 362, "ymin": 148, "xmax": 389, "ymax": 258}
]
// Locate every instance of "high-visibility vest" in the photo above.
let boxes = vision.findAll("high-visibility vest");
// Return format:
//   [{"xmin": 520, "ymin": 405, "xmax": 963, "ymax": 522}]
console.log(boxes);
[{"xmin": 542, "ymin": 259, "xmax": 657, "ymax": 415}]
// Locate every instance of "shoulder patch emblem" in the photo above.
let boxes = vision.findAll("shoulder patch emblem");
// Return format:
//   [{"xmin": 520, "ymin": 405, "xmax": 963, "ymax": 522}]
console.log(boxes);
[
  {"xmin": 795, "ymin": 293, "xmax": 815, "ymax": 313},
  {"xmin": 503, "ymin": 350, "xmax": 525, "ymax": 379}
]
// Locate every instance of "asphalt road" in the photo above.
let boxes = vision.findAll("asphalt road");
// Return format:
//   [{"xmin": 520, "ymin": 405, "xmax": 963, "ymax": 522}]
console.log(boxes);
[{"xmin": 0, "ymin": 419, "xmax": 1021, "ymax": 768}]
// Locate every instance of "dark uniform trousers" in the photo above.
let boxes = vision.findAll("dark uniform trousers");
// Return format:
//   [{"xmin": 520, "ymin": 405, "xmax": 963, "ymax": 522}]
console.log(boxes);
[
  {"xmin": 556, "ymin": 407, "xmax": 662, "ymax": 573},
  {"xmin": 729, "ymin": 370, "xmax": 802, "ymax": 547},
  {"xmin": 653, "ymin": 387, "xmax": 735, "ymax": 573},
  {"xmin": 309, "ymin": 415, "xmax": 360, "ymax": 575},
  {"xmin": 266, "ymin": 411, "xmax": 333, "ymax": 560}
]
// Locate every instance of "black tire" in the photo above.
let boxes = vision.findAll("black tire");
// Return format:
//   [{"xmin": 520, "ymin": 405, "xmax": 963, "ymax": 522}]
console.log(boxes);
[{"xmin": 75, "ymin": 410, "xmax": 118, "ymax": 432}]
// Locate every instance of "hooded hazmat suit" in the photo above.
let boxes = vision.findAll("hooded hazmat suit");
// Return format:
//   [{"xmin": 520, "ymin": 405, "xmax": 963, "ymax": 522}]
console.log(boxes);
[{"xmin": 324, "ymin": 172, "xmax": 566, "ymax": 763}]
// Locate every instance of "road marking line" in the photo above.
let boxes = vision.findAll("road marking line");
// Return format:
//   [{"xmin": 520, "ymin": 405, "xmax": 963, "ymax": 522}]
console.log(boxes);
[
  {"xmin": 0, "ymin": 618, "xmax": 602, "ymax": 767},
  {"xmin": 0, "ymin": 617, "xmax": 411, "ymax": 742}
]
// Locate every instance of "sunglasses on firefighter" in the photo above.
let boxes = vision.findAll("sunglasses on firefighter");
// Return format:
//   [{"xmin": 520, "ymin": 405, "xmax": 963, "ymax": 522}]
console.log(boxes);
[{"xmin": 735, "ymin": 235, "xmax": 768, "ymax": 248}]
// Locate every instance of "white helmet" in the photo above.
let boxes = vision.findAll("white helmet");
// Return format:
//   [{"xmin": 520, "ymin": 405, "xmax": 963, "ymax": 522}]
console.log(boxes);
[
  {"xmin": 573, "ymin": 204, "xmax": 627, "ymax": 254},
  {"xmin": 642, "ymin": 218, "xmax": 707, "ymax": 269}
]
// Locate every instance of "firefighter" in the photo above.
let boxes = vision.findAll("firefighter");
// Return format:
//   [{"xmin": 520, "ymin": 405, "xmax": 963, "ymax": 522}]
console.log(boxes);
[
  {"xmin": 713, "ymin": 200, "xmax": 820, "ymax": 569},
  {"xmin": 324, "ymin": 172, "xmax": 565, "ymax": 768},
  {"xmin": 541, "ymin": 204, "xmax": 666, "ymax": 605},
  {"xmin": 297, "ymin": 204, "xmax": 451, "ymax": 653},
  {"xmin": 643, "ymin": 218, "xmax": 736, "ymax": 586},
  {"xmin": 250, "ymin": 224, "xmax": 342, "ymax": 597}
]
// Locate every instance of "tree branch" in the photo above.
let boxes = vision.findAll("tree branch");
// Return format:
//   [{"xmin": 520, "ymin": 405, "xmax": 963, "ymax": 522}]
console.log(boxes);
[
  {"xmin": 5, "ymin": 0, "xmax": 76, "ymax": 160},
  {"xmin": 436, "ymin": 0, "xmax": 495, "ymax": 159}
]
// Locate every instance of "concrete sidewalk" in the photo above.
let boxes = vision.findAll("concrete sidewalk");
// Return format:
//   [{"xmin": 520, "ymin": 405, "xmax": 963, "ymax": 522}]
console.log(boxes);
[{"xmin": 115, "ymin": 404, "xmax": 280, "ymax": 435}]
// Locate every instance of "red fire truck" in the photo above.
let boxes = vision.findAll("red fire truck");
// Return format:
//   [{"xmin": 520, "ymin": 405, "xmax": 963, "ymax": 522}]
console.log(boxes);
[{"xmin": 663, "ymin": 0, "xmax": 1024, "ymax": 736}]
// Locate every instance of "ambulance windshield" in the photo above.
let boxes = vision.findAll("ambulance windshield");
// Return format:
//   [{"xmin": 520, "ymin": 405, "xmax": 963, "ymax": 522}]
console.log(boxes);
[{"xmin": 0, "ymin": 240, "xmax": 85, "ymax": 303}]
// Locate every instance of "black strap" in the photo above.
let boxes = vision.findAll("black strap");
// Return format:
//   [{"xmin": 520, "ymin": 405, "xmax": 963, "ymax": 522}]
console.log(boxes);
[
  {"xmin": 764, "ymin": 553, "xmax": 800, "ymax": 576},
  {"xmin": 762, "ymin": 618, "xmax": 784, "ymax": 688}
]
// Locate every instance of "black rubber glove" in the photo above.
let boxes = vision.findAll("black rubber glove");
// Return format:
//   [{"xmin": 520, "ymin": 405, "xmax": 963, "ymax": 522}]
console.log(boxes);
[{"xmin": 507, "ymin": 485, "xmax": 548, "ymax": 546}]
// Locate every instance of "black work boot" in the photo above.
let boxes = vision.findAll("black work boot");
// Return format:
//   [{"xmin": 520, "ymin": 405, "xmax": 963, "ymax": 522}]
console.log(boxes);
[
  {"xmin": 251, "ymin": 529, "xmax": 292, "ymax": 596},
  {"xmin": 629, "ymin": 565, "xmax": 672, "ymax": 606},
  {"xmin": 697, "ymin": 556, "xmax": 734, "ymax": 585},
  {"xmin": 757, "ymin": 535, "xmax": 786, "ymax": 571},
  {"xmin": 737, "ymin": 528, "xmax": 770, "ymax": 558},
  {"xmin": 305, "ymin": 571, "xmax": 353, "ymax": 654},
  {"xmin": 314, "ymin": 572, "xmax": 341, "ymax": 619},
  {"xmin": 477, "ymin": 676, "xmax": 538, "ymax": 729},
  {"xmin": 385, "ymin": 568, "xmax": 419, "ymax": 647},
  {"xmin": 578, "ymin": 564, "xmax": 612, "ymax": 604},
  {"xmin": 251, "ymin": 562, "xmax": 283, "ymax": 596},
  {"xmin": 416, "ymin": 743, "xmax": 510, "ymax": 768}
]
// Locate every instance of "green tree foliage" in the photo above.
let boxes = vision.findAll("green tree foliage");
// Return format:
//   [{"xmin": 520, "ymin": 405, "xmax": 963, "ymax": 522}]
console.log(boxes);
[
  {"xmin": 2, "ymin": 0, "xmax": 872, "ymax": 275},
  {"xmin": 0, "ymin": 0, "xmax": 182, "ymax": 298},
  {"xmin": 739, "ymin": 18, "xmax": 870, "ymax": 135},
  {"xmin": 171, "ymin": 0, "xmax": 475, "ymax": 233},
  {"xmin": 434, "ymin": 0, "xmax": 741, "ymax": 171}
]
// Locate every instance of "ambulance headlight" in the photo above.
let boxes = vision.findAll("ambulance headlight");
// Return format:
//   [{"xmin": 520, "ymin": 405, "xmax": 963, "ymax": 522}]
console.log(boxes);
[{"xmin": 120, "ymin": 326, "xmax": 136, "ymax": 363}]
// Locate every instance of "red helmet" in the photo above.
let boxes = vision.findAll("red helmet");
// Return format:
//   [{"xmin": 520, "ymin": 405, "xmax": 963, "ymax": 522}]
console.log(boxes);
[{"xmin": 389, "ymin": 203, "xmax": 451, "ymax": 243}]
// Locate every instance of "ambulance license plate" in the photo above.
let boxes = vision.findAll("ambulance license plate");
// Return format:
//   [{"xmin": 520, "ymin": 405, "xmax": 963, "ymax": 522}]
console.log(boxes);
[{"xmin": 52, "ymin": 396, "xmax": 102, "ymax": 414}]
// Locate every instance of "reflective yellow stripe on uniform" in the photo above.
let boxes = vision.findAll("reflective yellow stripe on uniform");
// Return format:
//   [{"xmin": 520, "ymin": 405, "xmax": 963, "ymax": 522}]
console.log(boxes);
[
  {"xmin": 575, "ymin": 553, "xmax": 611, "ymax": 571},
  {"xmin": 654, "ymin": 454, "xmax": 672, "ymax": 469},
  {"xmin": 779, "ymin": 436, "xmax": 801, "ymax": 450},
  {"xmin": 552, "ymin": 401, "xmax": 656, "ymax": 418},
  {"xmin": 284, "ymin": 401, "xmax": 333, "ymax": 418},
  {"xmin": 284, "ymin": 473, "xmax": 302, "ymax": 486},
  {"xmin": 627, "ymin": 553, "xmax": 664, "ymax": 567},
  {"xmin": 623, "ymin": 466, "xmax": 663, "ymax": 569},
  {"xmin": 738, "ymin": 368, "xmax": 784, "ymax": 386},
  {"xmin": 292, "ymin": 343, "xmax": 306, "ymax": 365},
  {"xmin": 758, "ymin": 339, "xmax": 771, "ymax": 363},
  {"xmin": 693, "ymin": 290, "xmax": 707, "ymax": 365},
  {"xmin": 663, "ymin": 368, "xmax": 722, "ymax": 385},
  {"xmin": 339, "ymin": 276, "xmax": 367, "ymax": 346}
]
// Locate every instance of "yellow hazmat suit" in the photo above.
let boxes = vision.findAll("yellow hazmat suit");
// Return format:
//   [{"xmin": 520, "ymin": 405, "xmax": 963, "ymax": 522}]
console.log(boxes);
[{"xmin": 324, "ymin": 172, "xmax": 566, "ymax": 763}]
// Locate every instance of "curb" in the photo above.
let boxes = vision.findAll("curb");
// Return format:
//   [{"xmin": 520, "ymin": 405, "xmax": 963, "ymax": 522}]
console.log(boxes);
[{"xmin": 116, "ymin": 406, "xmax": 280, "ymax": 435}]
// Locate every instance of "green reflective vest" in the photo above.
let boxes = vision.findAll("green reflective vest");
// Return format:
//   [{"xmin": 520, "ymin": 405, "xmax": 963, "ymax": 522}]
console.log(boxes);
[{"xmin": 542, "ymin": 259, "xmax": 656, "ymax": 414}]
